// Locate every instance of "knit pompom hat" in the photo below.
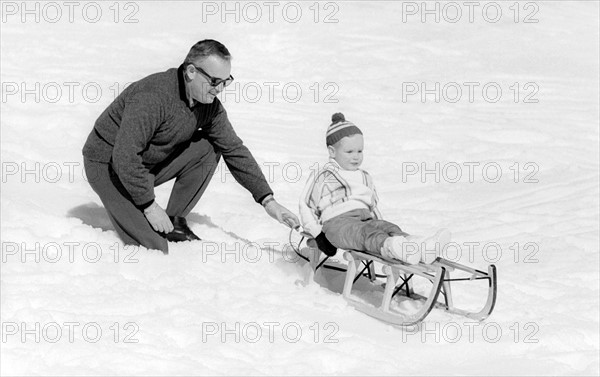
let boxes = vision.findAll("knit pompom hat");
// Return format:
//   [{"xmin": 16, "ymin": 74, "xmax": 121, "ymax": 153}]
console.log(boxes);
[{"xmin": 326, "ymin": 113, "xmax": 363, "ymax": 146}]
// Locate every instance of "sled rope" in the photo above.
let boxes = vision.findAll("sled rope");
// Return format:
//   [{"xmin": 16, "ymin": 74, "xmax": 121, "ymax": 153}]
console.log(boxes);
[{"xmin": 288, "ymin": 229, "xmax": 347, "ymax": 273}]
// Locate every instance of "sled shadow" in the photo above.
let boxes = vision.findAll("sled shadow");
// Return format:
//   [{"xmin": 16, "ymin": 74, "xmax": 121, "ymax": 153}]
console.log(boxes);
[{"xmin": 291, "ymin": 247, "xmax": 393, "ymax": 307}]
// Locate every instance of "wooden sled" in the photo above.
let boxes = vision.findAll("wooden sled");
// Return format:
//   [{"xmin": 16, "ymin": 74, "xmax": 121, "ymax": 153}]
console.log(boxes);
[{"xmin": 292, "ymin": 231, "xmax": 497, "ymax": 327}]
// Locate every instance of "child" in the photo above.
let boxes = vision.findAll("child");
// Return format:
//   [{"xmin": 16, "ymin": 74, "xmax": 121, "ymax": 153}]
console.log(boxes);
[{"xmin": 299, "ymin": 113, "xmax": 450, "ymax": 264}]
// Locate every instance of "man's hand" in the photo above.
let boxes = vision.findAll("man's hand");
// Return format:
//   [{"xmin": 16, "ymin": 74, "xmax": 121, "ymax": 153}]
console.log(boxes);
[
  {"xmin": 262, "ymin": 195, "xmax": 300, "ymax": 229},
  {"xmin": 143, "ymin": 201, "xmax": 174, "ymax": 233}
]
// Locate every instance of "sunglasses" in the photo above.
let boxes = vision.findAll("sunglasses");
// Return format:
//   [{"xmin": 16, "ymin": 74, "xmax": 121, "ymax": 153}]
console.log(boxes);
[{"xmin": 189, "ymin": 64, "xmax": 234, "ymax": 88}]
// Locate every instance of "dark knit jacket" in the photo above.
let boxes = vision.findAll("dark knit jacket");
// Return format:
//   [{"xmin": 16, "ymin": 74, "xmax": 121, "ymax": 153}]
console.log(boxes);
[{"xmin": 82, "ymin": 66, "xmax": 273, "ymax": 207}]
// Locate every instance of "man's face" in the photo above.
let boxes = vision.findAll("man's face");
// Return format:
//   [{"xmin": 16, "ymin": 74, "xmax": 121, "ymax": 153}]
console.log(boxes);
[
  {"xmin": 328, "ymin": 134, "xmax": 364, "ymax": 171},
  {"xmin": 186, "ymin": 55, "xmax": 232, "ymax": 104}
]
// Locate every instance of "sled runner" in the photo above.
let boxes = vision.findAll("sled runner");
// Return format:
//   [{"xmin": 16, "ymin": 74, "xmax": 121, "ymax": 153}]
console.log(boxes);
[{"xmin": 291, "ymin": 231, "xmax": 497, "ymax": 327}]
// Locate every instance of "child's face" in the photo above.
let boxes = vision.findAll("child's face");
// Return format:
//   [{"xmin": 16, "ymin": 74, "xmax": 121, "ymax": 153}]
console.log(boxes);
[{"xmin": 328, "ymin": 134, "xmax": 364, "ymax": 171}]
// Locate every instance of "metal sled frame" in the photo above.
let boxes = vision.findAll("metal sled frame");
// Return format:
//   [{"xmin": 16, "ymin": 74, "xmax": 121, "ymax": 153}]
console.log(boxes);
[{"xmin": 291, "ymin": 232, "xmax": 497, "ymax": 327}]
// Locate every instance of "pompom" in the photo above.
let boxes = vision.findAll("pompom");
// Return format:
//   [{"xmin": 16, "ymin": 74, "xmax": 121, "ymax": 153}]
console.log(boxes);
[{"xmin": 331, "ymin": 112, "xmax": 345, "ymax": 123}]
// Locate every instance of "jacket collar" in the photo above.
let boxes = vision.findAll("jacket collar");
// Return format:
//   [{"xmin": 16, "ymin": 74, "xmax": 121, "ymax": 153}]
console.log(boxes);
[{"xmin": 177, "ymin": 64, "xmax": 197, "ymax": 108}]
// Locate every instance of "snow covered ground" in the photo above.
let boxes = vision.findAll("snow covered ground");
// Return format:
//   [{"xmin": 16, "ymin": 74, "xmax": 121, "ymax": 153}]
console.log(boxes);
[{"xmin": 1, "ymin": 0, "xmax": 599, "ymax": 375}]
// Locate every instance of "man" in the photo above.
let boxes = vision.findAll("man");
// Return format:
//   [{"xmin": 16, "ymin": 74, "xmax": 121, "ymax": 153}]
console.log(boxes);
[{"xmin": 83, "ymin": 39, "xmax": 299, "ymax": 254}]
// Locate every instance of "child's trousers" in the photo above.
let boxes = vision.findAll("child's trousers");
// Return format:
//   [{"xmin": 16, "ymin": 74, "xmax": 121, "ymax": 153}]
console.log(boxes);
[{"xmin": 321, "ymin": 209, "xmax": 408, "ymax": 254}]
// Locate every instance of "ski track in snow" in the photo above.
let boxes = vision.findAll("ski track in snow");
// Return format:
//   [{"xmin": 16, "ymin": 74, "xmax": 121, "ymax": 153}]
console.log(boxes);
[{"xmin": 1, "ymin": 1, "xmax": 599, "ymax": 375}]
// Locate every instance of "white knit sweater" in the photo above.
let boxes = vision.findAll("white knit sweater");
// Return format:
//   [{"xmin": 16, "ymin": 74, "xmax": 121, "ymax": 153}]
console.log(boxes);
[{"xmin": 299, "ymin": 159, "xmax": 382, "ymax": 237}]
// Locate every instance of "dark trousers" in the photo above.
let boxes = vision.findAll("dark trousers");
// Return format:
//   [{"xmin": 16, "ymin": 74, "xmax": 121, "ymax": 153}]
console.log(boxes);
[
  {"xmin": 322, "ymin": 209, "xmax": 408, "ymax": 254},
  {"xmin": 84, "ymin": 136, "xmax": 221, "ymax": 253}
]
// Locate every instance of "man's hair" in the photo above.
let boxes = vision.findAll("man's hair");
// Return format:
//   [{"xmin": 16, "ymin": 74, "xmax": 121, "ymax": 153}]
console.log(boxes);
[{"xmin": 183, "ymin": 39, "xmax": 232, "ymax": 65}]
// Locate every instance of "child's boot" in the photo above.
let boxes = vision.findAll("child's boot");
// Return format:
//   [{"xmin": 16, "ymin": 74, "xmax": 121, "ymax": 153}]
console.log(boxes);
[
  {"xmin": 406, "ymin": 228, "xmax": 452, "ymax": 264},
  {"xmin": 381, "ymin": 236, "xmax": 421, "ymax": 265}
]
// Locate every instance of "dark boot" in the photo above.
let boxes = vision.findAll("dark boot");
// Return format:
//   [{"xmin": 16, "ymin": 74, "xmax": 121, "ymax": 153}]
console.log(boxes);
[{"xmin": 165, "ymin": 216, "xmax": 201, "ymax": 242}]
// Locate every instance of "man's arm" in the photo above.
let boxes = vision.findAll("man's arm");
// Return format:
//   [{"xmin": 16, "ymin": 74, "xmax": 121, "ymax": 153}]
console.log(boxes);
[
  {"xmin": 111, "ymin": 92, "xmax": 164, "ymax": 206},
  {"xmin": 111, "ymin": 92, "xmax": 173, "ymax": 232},
  {"xmin": 202, "ymin": 103, "xmax": 273, "ymax": 203},
  {"xmin": 203, "ymin": 102, "xmax": 299, "ymax": 229}
]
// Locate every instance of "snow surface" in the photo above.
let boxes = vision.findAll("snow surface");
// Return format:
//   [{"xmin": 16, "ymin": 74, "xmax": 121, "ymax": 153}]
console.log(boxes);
[{"xmin": 1, "ymin": 1, "xmax": 599, "ymax": 375}]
